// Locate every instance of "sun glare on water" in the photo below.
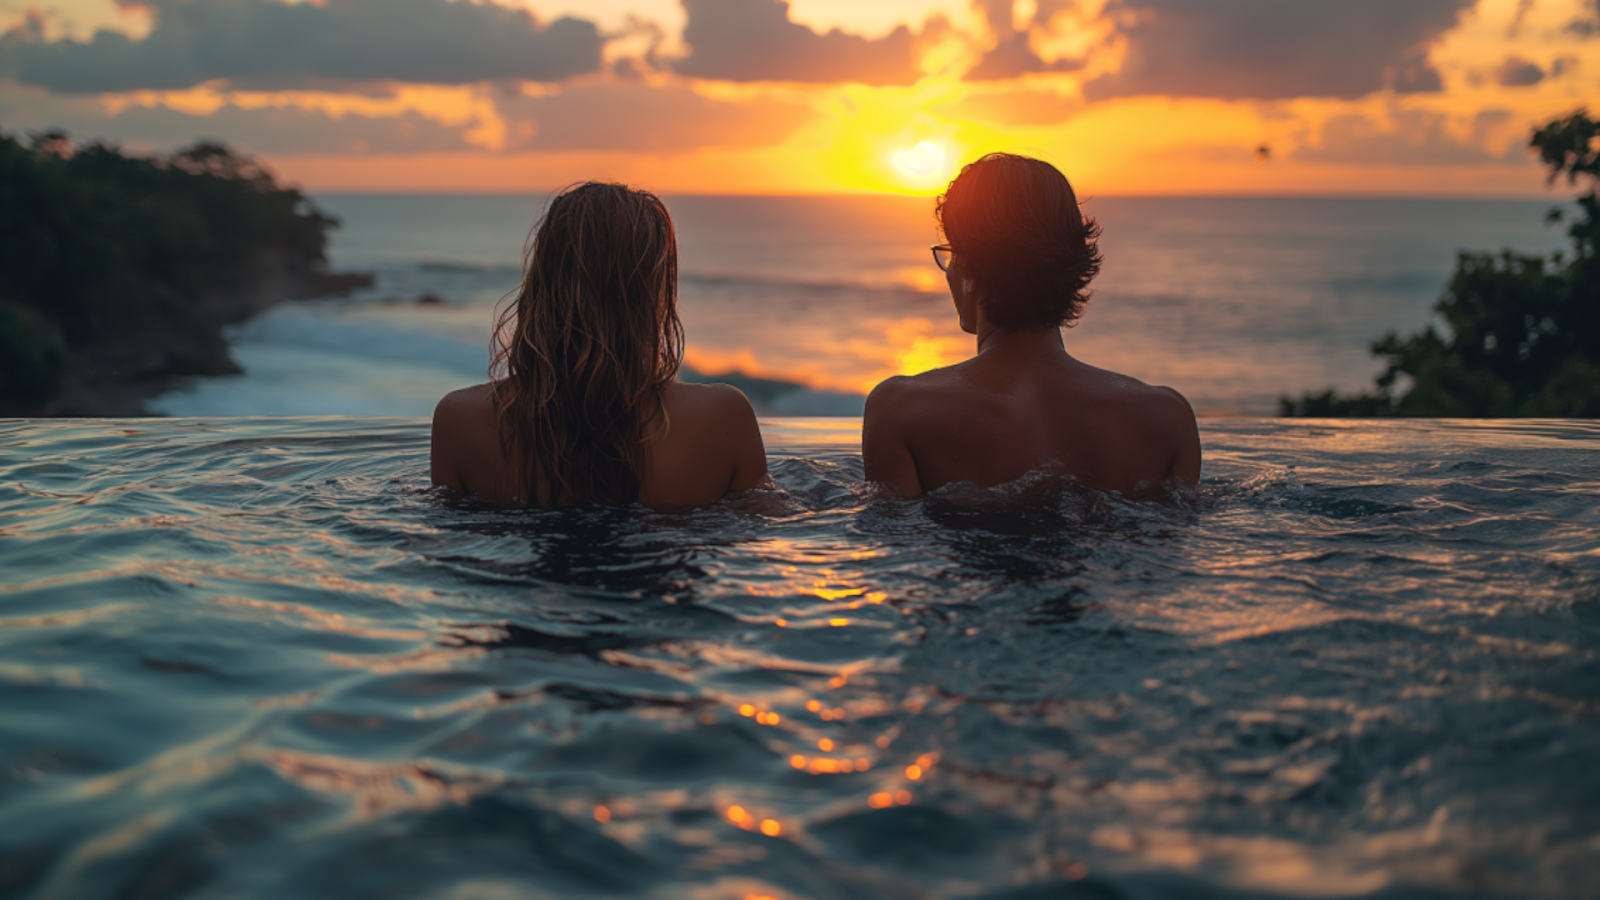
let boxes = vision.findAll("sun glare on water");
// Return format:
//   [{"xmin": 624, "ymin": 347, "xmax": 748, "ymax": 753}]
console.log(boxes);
[{"xmin": 891, "ymin": 141, "xmax": 950, "ymax": 184}]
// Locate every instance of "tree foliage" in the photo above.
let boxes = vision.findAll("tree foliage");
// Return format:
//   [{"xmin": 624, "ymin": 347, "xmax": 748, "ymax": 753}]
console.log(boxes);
[
  {"xmin": 0, "ymin": 131, "xmax": 340, "ymax": 414},
  {"xmin": 1282, "ymin": 109, "xmax": 1600, "ymax": 418}
]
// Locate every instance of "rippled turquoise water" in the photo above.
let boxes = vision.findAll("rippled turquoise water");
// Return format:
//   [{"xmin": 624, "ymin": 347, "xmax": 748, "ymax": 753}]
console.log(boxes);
[{"xmin": 2, "ymin": 418, "xmax": 1598, "ymax": 899}]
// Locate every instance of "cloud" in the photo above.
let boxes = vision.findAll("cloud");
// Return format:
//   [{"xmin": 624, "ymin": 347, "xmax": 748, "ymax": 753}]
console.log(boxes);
[
  {"xmin": 1494, "ymin": 55, "xmax": 1544, "ymax": 87},
  {"xmin": 2, "ymin": 0, "xmax": 602, "ymax": 93},
  {"xmin": 1566, "ymin": 0, "xmax": 1599, "ymax": 36},
  {"xmin": 109, "ymin": 103, "xmax": 475, "ymax": 153},
  {"xmin": 0, "ymin": 77, "xmax": 812, "ymax": 156},
  {"xmin": 965, "ymin": 0, "xmax": 1082, "ymax": 81},
  {"xmin": 1085, "ymin": 0, "xmax": 1474, "ymax": 101},
  {"xmin": 1508, "ymin": 0, "xmax": 1535, "ymax": 37},
  {"xmin": 494, "ymin": 81, "xmax": 817, "ymax": 152},
  {"xmin": 1294, "ymin": 108, "xmax": 1514, "ymax": 166},
  {"xmin": 672, "ymin": 0, "xmax": 928, "ymax": 85},
  {"xmin": 0, "ymin": 86, "xmax": 476, "ymax": 153}
]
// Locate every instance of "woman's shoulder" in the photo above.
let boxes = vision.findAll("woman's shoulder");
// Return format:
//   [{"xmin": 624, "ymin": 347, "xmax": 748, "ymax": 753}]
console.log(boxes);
[
  {"xmin": 430, "ymin": 383, "xmax": 503, "ymax": 495},
  {"xmin": 662, "ymin": 379, "xmax": 757, "ymax": 421},
  {"xmin": 433, "ymin": 382, "xmax": 496, "ymax": 422},
  {"xmin": 645, "ymin": 380, "xmax": 767, "ymax": 507}
]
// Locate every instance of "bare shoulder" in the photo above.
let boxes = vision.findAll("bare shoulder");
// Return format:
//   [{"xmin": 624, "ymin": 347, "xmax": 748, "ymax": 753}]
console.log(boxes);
[
  {"xmin": 1141, "ymin": 382, "xmax": 1198, "ymax": 427},
  {"xmin": 865, "ymin": 375, "xmax": 920, "ymax": 436},
  {"xmin": 657, "ymin": 379, "xmax": 767, "ymax": 498},
  {"xmin": 864, "ymin": 373, "xmax": 914, "ymax": 412},
  {"xmin": 662, "ymin": 379, "xmax": 762, "ymax": 451},
  {"xmin": 434, "ymin": 382, "xmax": 495, "ymax": 423},
  {"xmin": 430, "ymin": 383, "xmax": 498, "ymax": 490},
  {"xmin": 866, "ymin": 365, "xmax": 966, "ymax": 417},
  {"xmin": 1122, "ymin": 380, "xmax": 1201, "ymax": 483},
  {"xmin": 1076, "ymin": 363, "xmax": 1191, "ymax": 420},
  {"xmin": 664, "ymin": 379, "xmax": 758, "ymax": 423},
  {"xmin": 1138, "ymin": 385, "xmax": 1199, "ymax": 450}
]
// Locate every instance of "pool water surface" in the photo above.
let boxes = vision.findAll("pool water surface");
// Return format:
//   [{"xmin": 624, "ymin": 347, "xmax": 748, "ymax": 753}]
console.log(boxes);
[{"xmin": 1, "ymin": 417, "xmax": 1597, "ymax": 899}]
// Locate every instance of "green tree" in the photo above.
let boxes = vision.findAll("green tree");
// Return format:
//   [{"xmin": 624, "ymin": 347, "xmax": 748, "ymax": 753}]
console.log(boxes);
[
  {"xmin": 0, "ymin": 303, "xmax": 68, "ymax": 416},
  {"xmin": 0, "ymin": 131, "xmax": 345, "ymax": 413},
  {"xmin": 1282, "ymin": 109, "xmax": 1600, "ymax": 417}
]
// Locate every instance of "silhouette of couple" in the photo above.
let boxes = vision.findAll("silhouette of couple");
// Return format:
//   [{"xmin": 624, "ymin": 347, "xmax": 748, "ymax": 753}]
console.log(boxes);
[{"xmin": 431, "ymin": 153, "xmax": 1201, "ymax": 510}]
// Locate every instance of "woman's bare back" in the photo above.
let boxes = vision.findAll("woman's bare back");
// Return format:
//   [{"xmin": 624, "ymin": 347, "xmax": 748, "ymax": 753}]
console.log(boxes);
[{"xmin": 431, "ymin": 380, "xmax": 767, "ymax": 510}]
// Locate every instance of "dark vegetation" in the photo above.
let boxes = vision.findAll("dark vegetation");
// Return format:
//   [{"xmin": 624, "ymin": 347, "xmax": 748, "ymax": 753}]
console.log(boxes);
[
  {"xmin": 1282, "ymin": 109, "xmax": 1600, "ymax": 418},
  {"xmin": 0, "ymin": 132, "xmax": 370, "ymax": 415}
]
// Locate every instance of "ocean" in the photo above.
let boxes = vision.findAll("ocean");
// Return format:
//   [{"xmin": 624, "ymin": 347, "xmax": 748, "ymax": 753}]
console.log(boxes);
[{"xmin": 148, "ymin": 195, "xmax": 1573, "ymax": 417}]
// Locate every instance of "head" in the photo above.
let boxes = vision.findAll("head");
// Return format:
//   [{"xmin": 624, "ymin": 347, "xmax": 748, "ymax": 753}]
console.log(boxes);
[
  {"xmin": 935, "ymin": 153, "xmax": 1103, "ymax": 332},
  {"xmin": 490, "ymin": 182, "xmax": 683, "ymax": 506}
]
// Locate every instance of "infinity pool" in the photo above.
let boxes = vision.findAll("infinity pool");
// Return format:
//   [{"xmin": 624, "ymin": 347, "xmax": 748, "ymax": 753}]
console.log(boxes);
[{"xmin": 1, "ymin": 417, "xmax": 1597, "ymax": 899}]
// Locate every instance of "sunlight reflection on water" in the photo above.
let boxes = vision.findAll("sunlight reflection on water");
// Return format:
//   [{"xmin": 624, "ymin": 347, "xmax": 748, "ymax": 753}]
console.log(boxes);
[
  {"xmin": 1, "ymin": 417, "xmax": 1597, "ymax": 899},
  {"xmin": 151, "ymin": 196, "xmax": 1576, "ymax": 418}
]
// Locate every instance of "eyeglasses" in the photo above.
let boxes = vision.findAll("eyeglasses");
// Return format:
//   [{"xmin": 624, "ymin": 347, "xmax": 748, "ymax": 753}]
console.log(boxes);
[{"xmin": 931, "ymin": 244, "xmax": 953, "ymax": 272}]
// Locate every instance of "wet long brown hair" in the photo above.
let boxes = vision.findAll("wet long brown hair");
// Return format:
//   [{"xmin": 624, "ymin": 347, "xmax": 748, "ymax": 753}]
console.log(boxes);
[{"xmin": 489, "ymin": 182, "xmax": 683, "ymax": 506}]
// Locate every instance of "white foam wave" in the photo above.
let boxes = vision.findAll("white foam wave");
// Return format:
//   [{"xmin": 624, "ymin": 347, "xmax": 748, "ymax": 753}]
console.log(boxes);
[{"xmin": 229, "ymin": 305, "xmax": 489, "ymax": 376}]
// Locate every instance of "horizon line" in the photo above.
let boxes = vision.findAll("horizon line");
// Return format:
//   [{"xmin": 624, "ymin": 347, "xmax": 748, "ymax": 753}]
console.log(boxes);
[{"xmin": 305, "ymin": 188, "xmax": 1578, "ymax": 202}]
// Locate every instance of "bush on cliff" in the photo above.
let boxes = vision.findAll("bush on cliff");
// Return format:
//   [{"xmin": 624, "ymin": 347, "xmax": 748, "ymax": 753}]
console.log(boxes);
[
  {"xmin": 0, "ymin": 303, "xmax": 68, "ymax": 416},
  {"xmin": 1281, "ymin": 110, "xmax": 1600, "ymax": 418},
  {"xmin": 0, "ymin": 131, "xmax": 345, "ymax": 414}
]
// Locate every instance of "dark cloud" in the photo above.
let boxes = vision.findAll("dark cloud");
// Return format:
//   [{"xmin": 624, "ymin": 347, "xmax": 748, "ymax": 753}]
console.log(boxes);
[
  {"xmin": 0, "ymin": 84, "xmax": 474, "ymax": 152},
  {"xmin": 1084, "ymin": 0, "xmax": 1475, "ymax": 101},
  {"xmin": 1508, "ymin": 0, "xmax": 1535, "ymax": 37},
  {"xmin": 1392, "ymin": 55, "xmax": 1444, "ymax": 92},
  {"xmin": 966, "ymin": 0, "xmax": 1082, "ymax": 80},
  {"xmin": 107, "ymin": 104, "xmax": 473, "ymax": 153},
  {"xmin": 494, "ymin": 82, "xmax": 816, "ymax": 152},
  {"xmin": 673, "ymin": 0, "xmax": 928, "ymax": 85},
  {"xmin": 2, "ymin": 0, "xmax": 602, "ymax": 93},
  {"xmin": 0, "ymin": 77, "xmax": 813, "ymax": 155},
  {"xmin": 1565, "ymin": 0, "xmax": 1599, "ymax": 36},
  {"xmin": 1494, "ymin": 55, "xmax": 1545, "ymax": 86},
  {"xmin": 1294, "ymin": 108, "xmax": 1513, "ymax": 166}
]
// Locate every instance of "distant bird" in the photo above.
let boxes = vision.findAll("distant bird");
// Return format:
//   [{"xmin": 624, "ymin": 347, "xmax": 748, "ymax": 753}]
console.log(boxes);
[{"xmin": 1255, "ymin": 144, "xmax": 1271, "ymax": 164}]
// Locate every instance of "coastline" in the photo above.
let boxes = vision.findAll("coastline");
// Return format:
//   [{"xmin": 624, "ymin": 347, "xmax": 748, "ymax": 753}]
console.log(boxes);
[{"xmin": 42, "ymin": 258, "xmax": 372, "ymax": 417}]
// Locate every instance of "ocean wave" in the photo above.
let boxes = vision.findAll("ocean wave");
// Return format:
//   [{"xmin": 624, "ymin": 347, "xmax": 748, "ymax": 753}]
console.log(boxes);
[{"xmin": 227, "ymin": 305, "xmax": 488, "ymax": 375}]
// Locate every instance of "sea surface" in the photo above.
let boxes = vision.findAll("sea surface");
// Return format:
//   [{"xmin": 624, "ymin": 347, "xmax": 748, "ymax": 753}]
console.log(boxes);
[
  {"xmin": 2, "ymin": 416, "xmax": 1597, "ymax": 899},
  {"xmin": 149, "ymin": 195, "xmax": 1575, "ymax": 417}
]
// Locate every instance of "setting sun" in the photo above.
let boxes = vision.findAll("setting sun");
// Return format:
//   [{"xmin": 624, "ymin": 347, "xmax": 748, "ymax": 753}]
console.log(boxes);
[{"xmin": 891, "ymin": 141, "xmax": 951, "ymax": 183}]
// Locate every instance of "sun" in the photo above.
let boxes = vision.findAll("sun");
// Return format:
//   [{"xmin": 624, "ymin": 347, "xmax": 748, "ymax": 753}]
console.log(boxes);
[{"xmin": 891, "ymin": 141, "xmax": 950, "ymax": 183}]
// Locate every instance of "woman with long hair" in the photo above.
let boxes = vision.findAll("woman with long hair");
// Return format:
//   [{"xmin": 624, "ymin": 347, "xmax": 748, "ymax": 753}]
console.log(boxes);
[{"xmin": 431, "ymin": 182, "xmax": 767, "ymax": 509}]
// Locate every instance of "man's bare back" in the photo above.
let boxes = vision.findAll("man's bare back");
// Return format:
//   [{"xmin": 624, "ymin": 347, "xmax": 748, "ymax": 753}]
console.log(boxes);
[
  {"xmin": 863, "ymin": 328, "xmax": 1200, "ymax": 497},
  {"xmin": 862, "ymin": 153, "xmax": 1200, "ymax": 497},
  {"xmin": 431, "ymin": 380, "xmax": 767, "ymax": 510}
]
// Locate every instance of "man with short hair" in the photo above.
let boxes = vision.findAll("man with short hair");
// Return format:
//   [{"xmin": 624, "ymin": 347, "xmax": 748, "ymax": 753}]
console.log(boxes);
[{"xmin": 863, "ymin": 153, "xmax": 1201, "ymax": 498}]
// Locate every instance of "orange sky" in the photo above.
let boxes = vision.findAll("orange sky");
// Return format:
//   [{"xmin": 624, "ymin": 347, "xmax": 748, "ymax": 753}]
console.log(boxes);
[{"xmin": 3, "ymin": 0, "xmax": 1598, "ymax": 195}]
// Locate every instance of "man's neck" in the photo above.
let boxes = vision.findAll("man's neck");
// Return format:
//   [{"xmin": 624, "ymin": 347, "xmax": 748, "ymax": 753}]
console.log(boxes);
[{"xmin": 975, "ymin": 323, "xmax": 1068, "ymax": 360}]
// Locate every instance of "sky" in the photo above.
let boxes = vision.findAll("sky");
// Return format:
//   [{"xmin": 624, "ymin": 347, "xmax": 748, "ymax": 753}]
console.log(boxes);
[{"xmin": 1, "ymin": 0, "xmax": 1597, "ymax": 194}]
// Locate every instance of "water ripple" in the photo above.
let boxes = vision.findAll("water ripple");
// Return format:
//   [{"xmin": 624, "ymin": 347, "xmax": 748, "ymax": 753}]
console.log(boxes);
[{"xmin": 1, "ymin": 417, "xmax": 1597, "ymax": 899}]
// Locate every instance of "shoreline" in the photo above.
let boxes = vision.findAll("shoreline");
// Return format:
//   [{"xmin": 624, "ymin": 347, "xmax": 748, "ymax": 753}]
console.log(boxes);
[{"xmin": 43, "ymin": 259, "xmax": 373, "ymax": 417}]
